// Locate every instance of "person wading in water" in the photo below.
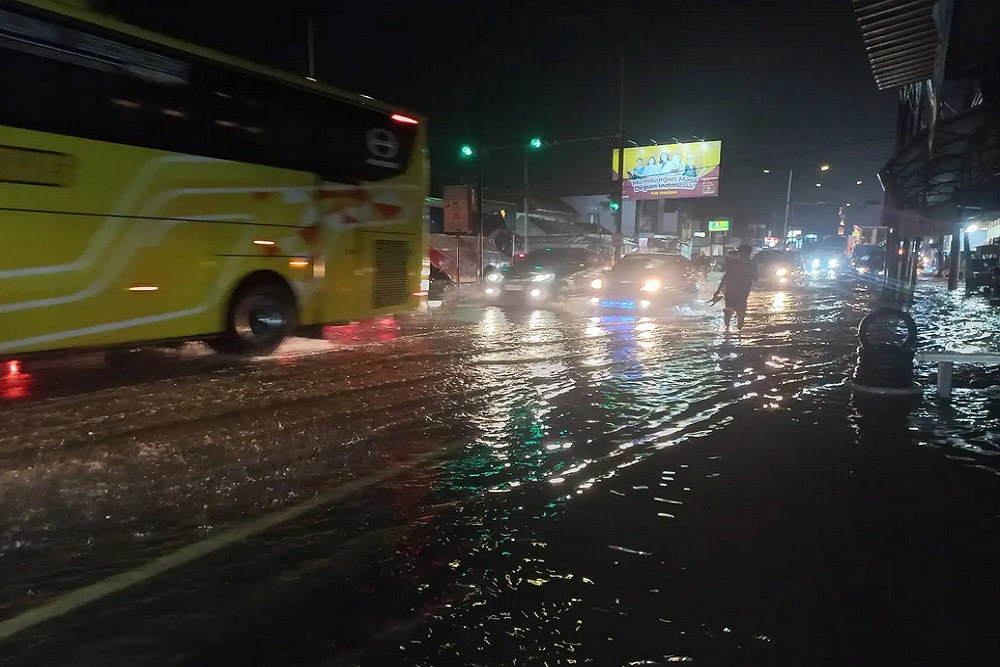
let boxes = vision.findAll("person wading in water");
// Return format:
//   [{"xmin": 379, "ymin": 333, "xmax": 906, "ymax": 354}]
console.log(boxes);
[{"xmin": 713, "ymin": 244, "xmax": 758, "ymax": 331}]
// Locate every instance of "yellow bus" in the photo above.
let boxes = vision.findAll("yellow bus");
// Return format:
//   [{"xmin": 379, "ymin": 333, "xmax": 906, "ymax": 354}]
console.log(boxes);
[{"xmin": 0, "ymin": 0, "xmax": 429, "ymax": 358}]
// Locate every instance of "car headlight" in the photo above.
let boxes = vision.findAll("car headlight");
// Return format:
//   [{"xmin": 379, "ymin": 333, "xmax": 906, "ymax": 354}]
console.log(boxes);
[
  {"xmin": 532, "ymin": 273, "xmax": 555, "ymax": 282},
  {"xmin": 775, "ymin": 268, "xmax": 789, "ymax": 277},
  {"xmin": 590, "ymin": 278, "xmax": 604, "ymax": 290},
  {"xmin": 640, "ymin": 279, "xmax": 662, "ymax": 292},
  {"xmin": 811, "ymin": 259, "xmax": 821, "ymax": 269},
  {"xmin": 828, "ymin": 258, "xmax": 839, "ymax": 268},
  {"xmin": 486, "ymin": 272, "xmax": 503, "ymax": 282}
]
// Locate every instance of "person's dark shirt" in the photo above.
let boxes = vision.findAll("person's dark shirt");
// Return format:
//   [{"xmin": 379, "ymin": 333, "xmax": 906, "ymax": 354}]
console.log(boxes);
[{"xmin": 722, "ymin": 258, "xmax": 757, "ymax": 295}]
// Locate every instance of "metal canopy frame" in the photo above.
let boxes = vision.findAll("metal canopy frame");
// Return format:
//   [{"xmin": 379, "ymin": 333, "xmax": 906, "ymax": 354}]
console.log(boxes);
[{"xmin": 854, "ymin": 0, "xmax": 939, "ymax": 90}]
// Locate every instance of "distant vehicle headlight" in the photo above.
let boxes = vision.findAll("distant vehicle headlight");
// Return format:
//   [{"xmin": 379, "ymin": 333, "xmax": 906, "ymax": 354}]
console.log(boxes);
[
  {"xmin": 590, "ymin": 278, "xmax": 604, "ymax": 290},
  {"xmin": 640, "ymin": 279, "xmax": 662, "ymax": 292},
  {"xmin": 532, "ymin": 273, "xmax": 555, "ymax": 282},
  {"xmin": 828, "ymin": 258, "xmax": 840, "ymax": 268},
  {"xmin": 811, "ymin": 258, "xmax": 821, "ymax": 269},
  {"xmin": 775, "ymin": 268, "xmax": 789, "ymax": 277},
  {"xmin": 486, "ymin": 272, "xmax": 503, "ymax": 282}
]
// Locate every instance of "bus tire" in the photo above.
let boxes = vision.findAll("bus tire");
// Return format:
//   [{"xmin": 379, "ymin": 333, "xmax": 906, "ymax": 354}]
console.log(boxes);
[{"xmin": 209, "ymin": 276, "xmax": 297, "ymax": 357}]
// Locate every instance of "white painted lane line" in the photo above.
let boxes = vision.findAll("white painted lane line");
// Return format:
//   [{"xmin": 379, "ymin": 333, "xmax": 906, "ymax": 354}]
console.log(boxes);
[{"xmin": 0, "ymin": 465, "xmax": 403, "ymax": 642}]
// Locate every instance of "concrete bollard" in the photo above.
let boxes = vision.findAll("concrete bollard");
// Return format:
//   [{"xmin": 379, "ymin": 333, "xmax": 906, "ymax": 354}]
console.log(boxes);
[{"xmin": 848, "ymin": 307, "xmax": 922, "ymax": 396}]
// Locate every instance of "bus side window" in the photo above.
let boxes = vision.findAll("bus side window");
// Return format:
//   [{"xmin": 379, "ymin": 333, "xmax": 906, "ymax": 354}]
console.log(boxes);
[
  {"xmin": 0, "ymin": 8, "xmax": 197, "ymax": 154},
  {"xmin": 108, "ymin": 69, "xmax": 198, "ymax": 155},
  {"xmin": 198, "ymin": 62, "xmax": 271, "ymax": 167}
]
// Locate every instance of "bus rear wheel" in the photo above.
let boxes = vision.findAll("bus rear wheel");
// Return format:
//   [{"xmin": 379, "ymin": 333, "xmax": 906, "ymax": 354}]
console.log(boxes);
[{"xmin": 209, "ymin": 279, "xmax": 297, "ymax": 357}]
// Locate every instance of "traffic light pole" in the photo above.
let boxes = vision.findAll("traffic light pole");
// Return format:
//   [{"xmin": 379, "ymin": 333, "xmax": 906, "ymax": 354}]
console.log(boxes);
[
  {"xmin": 615, "ymin": 51, "xmax": 625, "ymax": 261},
  {"xmin": 523, "ymin": 150, "xmax": 530, "ymax": 254}
]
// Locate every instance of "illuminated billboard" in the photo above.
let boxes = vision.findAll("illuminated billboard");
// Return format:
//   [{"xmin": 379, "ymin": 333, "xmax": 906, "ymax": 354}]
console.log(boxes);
[
  {"xmin": 708, "ymin": 219, "xmax": 730, "ymax": 232},
  {"xmin": 612, "ymin": 140, "xmax": 722, "ymax": 200}
]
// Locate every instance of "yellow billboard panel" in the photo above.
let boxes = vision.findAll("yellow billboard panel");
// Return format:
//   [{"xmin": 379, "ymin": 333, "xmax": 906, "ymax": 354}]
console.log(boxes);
[{"xmin": 612, "ymin": 140, "xmax": 722, "ymax": 200}]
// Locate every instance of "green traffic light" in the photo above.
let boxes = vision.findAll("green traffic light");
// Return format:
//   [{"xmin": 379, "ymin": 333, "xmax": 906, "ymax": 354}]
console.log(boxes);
[
  {"xmin": 529, "ymin": 137, "xmax": 543, "ymax": 150},
  {"xmin": 460, "ymin": 145, "xmax": 474, "ymax": 158},
  {"xmin": 609, "ymin": 200, "xmax": 620, "ymax": 211}
]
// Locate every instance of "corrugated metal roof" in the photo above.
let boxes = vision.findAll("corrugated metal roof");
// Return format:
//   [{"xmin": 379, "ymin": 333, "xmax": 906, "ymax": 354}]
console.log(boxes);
[{"xmin": 855, "ymin": 0, "xmax": 940, "ymax": 90}]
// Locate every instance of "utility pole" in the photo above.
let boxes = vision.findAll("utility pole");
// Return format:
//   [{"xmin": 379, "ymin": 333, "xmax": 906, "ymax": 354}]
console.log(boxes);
[
  {"xmin": 476, "ymin": 56, "xmax": 486, "ymax": 282},
  {"xmin": 615, "ymin": 51, "xmax": 626, "ymax": 260},
  {"xmin": 781, "ymin": 168, "xmax": 793, "ymax": 244},
  {"xmin": 306, "ymin": 18, "xmax": 317, "ymax": 81}
]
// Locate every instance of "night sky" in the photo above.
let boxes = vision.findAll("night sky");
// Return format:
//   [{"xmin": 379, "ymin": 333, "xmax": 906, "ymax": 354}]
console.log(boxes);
[{"xmin": 101, "ymin": 0, "xmax": 895, "ymax": 235}]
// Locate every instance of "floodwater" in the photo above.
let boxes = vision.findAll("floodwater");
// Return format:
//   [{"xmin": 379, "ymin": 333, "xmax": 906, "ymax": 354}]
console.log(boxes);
[{"xmin": 0, "ymin": 278, "xmax": 998, "ymax": 665}]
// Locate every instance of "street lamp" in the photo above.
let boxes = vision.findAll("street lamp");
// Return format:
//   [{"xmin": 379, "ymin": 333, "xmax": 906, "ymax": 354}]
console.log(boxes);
[{"xmin": 765, "ymin": 164, "xmax": 831, "ymax": 241}]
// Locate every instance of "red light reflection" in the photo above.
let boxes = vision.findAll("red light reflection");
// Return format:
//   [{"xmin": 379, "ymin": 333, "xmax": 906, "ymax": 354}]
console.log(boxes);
[
  {"xmin": 323, "ymin": 318, "xmax": 399, "ymax": 344},
  {"xmin": 2, "ymin": 360, "xmax": 31, "ymax": 400}
]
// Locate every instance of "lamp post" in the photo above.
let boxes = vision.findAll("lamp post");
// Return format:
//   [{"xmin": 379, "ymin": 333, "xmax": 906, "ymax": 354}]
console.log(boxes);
[{"xmin": 782, "ymin": 168, "xmax": 793, "ymax": 243}]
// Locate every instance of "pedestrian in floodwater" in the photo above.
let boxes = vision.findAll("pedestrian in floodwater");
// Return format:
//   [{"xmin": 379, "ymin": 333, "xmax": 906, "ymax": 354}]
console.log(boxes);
[{"xmin": 713, "ymin": 244, "xmax": 758, "ymax": 331}]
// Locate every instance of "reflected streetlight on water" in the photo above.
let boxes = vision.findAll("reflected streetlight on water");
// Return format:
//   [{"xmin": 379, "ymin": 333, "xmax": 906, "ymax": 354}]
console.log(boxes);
[{"xmin": 771, "ymin": 292, "xmax": 788, "ymax": 313}]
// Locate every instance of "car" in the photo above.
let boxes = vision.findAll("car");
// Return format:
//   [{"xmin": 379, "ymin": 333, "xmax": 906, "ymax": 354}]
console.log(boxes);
[
  {"xmin": 805, "ymin": 249, "xmax": 848, "ymax": 277},
  {"xmin": 590, "ymin": 253, "xmax": 697, "ymax": 311},
  {"xmin": 754, "ymin": 250, "xmax": 804, "ymax": 288},
  {"xmin": 487, "ymin": 247, "xmax": 606, "ymax": 306},
  {"xmin": 851, "ymin": 245, "xmax": 886, "ymax": 276}
]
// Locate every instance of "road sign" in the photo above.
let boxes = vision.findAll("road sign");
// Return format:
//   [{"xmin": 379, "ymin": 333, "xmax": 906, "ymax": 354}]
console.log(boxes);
[
  {"xmin": 443, "ymin": 185, "xmax": 474, "ymax": 235},
  {"xmin": 708, "ymin": 218, "xmax": 730, "ymax": 232}
]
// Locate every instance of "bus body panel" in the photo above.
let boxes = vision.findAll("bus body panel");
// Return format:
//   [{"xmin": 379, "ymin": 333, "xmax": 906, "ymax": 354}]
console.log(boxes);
[
  {"xmin": 0, "ymin": 1, "xmax": 428, "ymax": 357},
  {"xmin": 0, "ymin": 128, "xmax": 426, "ymax": 356}
]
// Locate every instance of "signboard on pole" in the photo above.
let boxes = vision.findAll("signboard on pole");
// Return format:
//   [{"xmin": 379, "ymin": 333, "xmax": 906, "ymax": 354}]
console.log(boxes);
[
  {"xmin": 443, "ymin": 185, "xmax": 473, "ymax": 235},
  {"xmin": 612, "ymin": 140, "xmax": 722, "ymax": 200},
  {"xmin": 708, "ymin": 219, "xmax": 730, "ymax": 232}
]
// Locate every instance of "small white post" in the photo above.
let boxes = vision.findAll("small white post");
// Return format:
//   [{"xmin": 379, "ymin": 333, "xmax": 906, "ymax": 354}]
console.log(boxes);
[{"xmin": 938, "ymin": 361, "xmax": 953, "ymax": 400}]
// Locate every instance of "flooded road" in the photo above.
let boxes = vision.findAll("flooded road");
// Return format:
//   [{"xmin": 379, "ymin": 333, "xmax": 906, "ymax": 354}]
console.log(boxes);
[{"xmin": 1, "ymin": 279, "xmax": 999, "ymax": 665}]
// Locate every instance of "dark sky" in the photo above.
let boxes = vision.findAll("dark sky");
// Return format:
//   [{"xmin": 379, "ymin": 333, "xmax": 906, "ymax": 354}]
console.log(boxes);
[{"xmin": 101, "ymin": 0, "xmax": 896, "ymax": 234}]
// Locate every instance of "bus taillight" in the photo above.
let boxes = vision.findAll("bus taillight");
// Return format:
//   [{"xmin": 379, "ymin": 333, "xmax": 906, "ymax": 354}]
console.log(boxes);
[{"xmin": 391, "ymin": 113, "xmax": 418, "ymax": 125}]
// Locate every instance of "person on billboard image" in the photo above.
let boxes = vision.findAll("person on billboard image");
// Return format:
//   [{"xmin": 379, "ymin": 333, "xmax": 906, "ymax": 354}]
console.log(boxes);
[
  {"xmin": 646, "ymin": 156, "xmax": 658, "ymax": 174},
  {"xmin": 628, "ymin": 157, "xmax": 645, "ymax": 178},
  {"xmin": 683, "ymin": 154, "xmax": 697, "ymax": 178},
  {"xmin": 659, "ymin": 152, "xmax": 678, "ymax": 174},
  {"xmin": 672, "ymin": 154, "xmax": 684, "ymax": 173}
]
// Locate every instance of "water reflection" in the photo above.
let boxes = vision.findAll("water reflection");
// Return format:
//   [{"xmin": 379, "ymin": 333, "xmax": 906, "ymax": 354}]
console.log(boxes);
[
  {"xmin": 4, "ymin": 280, "xmax": 1000, "ymax": 666},
  {"xmin": 1, "ymin": 359, "xmax": 31, "ymax": 400},
  {"xmin": 771, "ymin": 290, "xmax": 788, "ymax": 312}
]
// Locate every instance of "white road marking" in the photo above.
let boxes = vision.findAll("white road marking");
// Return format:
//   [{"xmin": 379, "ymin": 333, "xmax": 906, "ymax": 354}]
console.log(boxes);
[{"xmin": 0, "ymin": 461, "xmax": 416, "ymax": 642}]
